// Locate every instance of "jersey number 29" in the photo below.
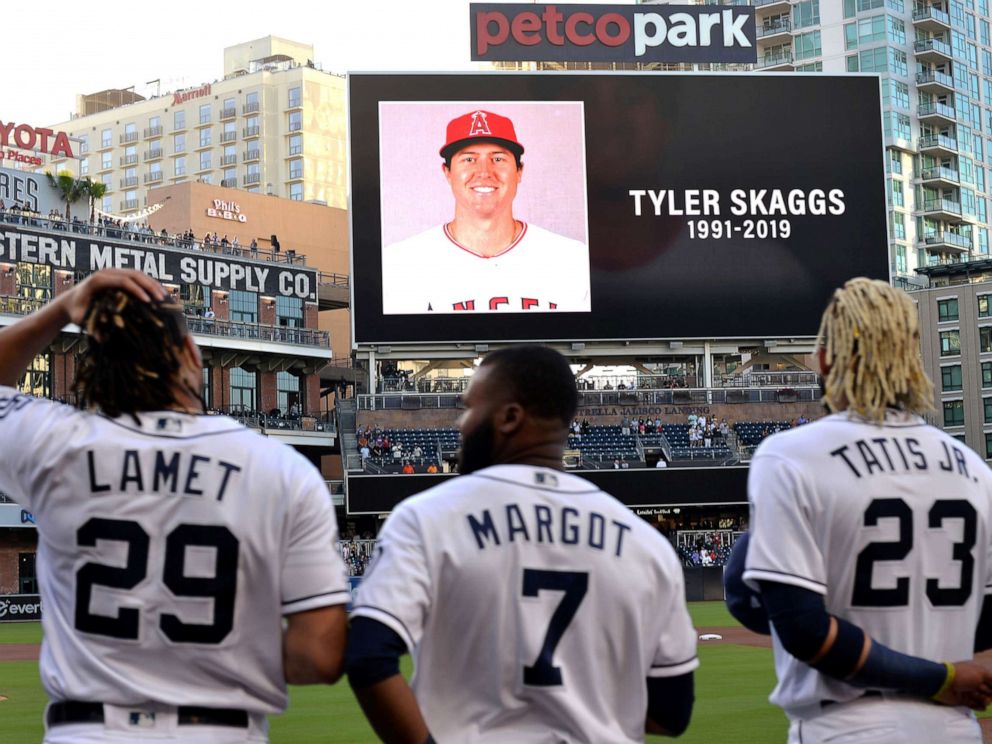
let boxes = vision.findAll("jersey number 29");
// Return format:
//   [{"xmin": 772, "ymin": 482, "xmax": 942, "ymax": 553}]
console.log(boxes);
[
  {"xmin": 852, "ymin": 498, "xmax": 977, "ymax": 608},
  {"xmin": 75, "ymin": 517, "xmax": 239, "ymax": 644}
]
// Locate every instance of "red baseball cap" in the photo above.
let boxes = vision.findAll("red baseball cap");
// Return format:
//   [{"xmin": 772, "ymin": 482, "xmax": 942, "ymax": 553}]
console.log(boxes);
[{"xmin": 439, "ymin": 110, "xmax": 524, "ymax": 161}]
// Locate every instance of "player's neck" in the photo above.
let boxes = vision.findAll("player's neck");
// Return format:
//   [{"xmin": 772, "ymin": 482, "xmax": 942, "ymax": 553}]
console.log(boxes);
[{"xmin": 448, "ymin": 214, "xmax": 522, "ymax": 258}]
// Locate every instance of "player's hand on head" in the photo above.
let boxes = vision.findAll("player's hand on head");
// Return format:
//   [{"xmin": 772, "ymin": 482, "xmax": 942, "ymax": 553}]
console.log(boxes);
[
  {"xmin": 62, "ymin": 269, "xmax": 168, "ymax": 325},
  {"xmin": 933, "ymin": 661, "xmax": 992, "ymax": 710}
]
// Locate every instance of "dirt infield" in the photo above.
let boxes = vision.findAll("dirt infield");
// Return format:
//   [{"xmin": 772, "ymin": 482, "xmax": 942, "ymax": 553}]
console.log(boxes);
[{"xmin": 0, "ymin": 643, "xmax": 41, "ymax": 662}]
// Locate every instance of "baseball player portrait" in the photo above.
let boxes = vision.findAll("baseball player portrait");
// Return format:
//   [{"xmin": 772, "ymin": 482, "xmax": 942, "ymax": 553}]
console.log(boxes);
[
  {"xmin": 730, "ymin": 278, "xmax": 992, "ymax": 743},
  {"xmin": 0, "ymin": 269, "xmax": 350, "ymax": 743},
  {"xmin": 345, "ymin": 345, "xmax": 697, "ymax": 743},
  {"xmin": 380, "ymin": 104, "xmax": 591, "ymax": 314}
]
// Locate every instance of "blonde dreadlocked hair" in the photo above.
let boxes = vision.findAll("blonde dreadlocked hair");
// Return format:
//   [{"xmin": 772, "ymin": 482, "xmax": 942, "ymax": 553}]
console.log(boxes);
[
  {"xmin": 74, "ymin": 288, "xmax": 191, "ymax": 421},
  {"xmin": 816, "ymin": 277, "xmax": 933, "ymax": 424}
]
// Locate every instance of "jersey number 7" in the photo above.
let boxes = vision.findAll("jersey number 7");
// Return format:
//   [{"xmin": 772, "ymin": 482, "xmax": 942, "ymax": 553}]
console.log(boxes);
[{"xmin": 522, "ymin": 568, "xmax": 588, "ymax": 687}]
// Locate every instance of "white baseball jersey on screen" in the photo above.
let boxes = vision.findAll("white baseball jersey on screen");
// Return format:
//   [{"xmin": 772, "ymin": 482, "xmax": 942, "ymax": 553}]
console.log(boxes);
[
  {"xmin": 0, "ymin": 387, "xmax": 349, "ymax": 714},
  {"xmin": 381, "ymin": 223, "xmax": 591, "ymax": 314},
  {"xmin": 352, "ymin": 463, "xmax": 698, "ymax": 744},
  {"xmin": 743, "ymin": 411, "xmax": 992, "ymax": 719}
]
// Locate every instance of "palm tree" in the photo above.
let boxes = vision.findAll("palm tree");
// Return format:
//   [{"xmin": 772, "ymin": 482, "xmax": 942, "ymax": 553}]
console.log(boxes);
[
  {"xmin": 45, "ymin": 170, "xmax": 88, "ymax": 223},
  {"xmin": 83, "ymin": 178, "xmax": 107, "ymax": 224}
]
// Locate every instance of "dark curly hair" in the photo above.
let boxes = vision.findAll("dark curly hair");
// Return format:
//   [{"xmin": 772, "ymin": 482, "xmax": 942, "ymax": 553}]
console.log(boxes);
[{"xmin": 73, "ymin": 288, "xmax": 192, "ymax": 420}]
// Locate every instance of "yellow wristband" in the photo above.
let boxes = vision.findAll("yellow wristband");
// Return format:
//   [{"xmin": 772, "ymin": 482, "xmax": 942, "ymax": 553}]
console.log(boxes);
[{"xmin": 931, "ymin": 662, "xmax": 956, "ymax": 701}]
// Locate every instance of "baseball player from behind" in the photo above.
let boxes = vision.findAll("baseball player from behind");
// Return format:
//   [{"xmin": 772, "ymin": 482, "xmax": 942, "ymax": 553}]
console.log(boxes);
[
  {"xmin": 0, "ymin": 269, "xmax": 350, "ymax": 743},
  {"xmin": 345, "ymin": 345, "xmax": 697, "ymax": 743},
  {"xmin": 381, "ymin": 109, "xmax": 591, "ymax": 314},
  {"xmin": 741, "ymin": 278, "xmax": 992, "ymax": 743}
]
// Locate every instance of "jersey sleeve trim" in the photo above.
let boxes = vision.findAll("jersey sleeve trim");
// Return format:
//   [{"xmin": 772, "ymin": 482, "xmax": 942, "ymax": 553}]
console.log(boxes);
[
  {"xmin": 349, "ymin": 605, "xmax": 415, "ymax": 651},
  {"xmin": 647, "ymin": 656, "xmax": 700, "ymax": 678},
  {"xmin": 282, "ymin": 589, "xmax": 350, "ymax": 615},
  {"xmin": 985, "ymin": 584, "xmax": 992, "ymax": 595},
  {"xmin": 744, "ymin": 568, "xmax": 827, "ymax": 595}
]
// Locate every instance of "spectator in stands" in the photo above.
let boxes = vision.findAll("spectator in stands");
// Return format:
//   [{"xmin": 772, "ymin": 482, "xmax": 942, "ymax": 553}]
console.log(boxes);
[
  {"xmin": 401, "ymin": 462, "xmax": 415, "ymax": 475},
  {"xmin": 412, "ymin": 444, "xmax": 423, "ymax": 460},
  {"xmin": 426, "ymin": 462, "xmax": 438, "ymax": 474},
  {"xmin": 392, "ymin": 442, "xmax": 403, "ymax": 461},
  {"xmin": 360, "ymin": 444, "xmax": 371, "ymax": 462},
  {"xmin": 621, "ymin": 416, "xmax": 631, "ymax": 436},
  {"xmin": 613, "ymin": 458, "xmax": 621, "ymax": 469},
  {"xmin": 250, "ymin": 238, "xmax": 259, "ymax": 258},
  {"xmin": 655, "ymin": 457, "xmax": 667, "ymax": 468}
]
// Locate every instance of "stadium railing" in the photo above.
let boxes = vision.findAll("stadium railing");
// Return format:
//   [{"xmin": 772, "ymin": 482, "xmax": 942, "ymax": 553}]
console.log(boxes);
[
  {"xmin": 185, "ymin": 315, "xmax": 330, "ymax": 347},
  {"xmin": 215, "ymin": 406, "xmax": 335, "ymax": 434}
]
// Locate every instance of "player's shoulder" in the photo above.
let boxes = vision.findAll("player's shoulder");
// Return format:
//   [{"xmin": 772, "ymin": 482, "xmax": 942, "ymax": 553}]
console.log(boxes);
[
  {"xmin": 0, "ymin": 385, "xmax": 83, "ymax": 436},
  {"xmin": 523, "ymin": 223, "xmax": 587, "ymax": 252},
  {"xmin": 752, "ymin": 413, "xmax": 862, "ymax": 460}
]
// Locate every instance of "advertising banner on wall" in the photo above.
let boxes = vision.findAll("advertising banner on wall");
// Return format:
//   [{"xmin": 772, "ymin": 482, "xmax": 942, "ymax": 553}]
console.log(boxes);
[
  {"xmin": 0, "ymin": 594, "xmax": 42, "ymax": 622},
  {"xmin": 0, "ymin": 224, "xmax": 318, "ymax": 302},
  {"xmin": 0, "ymin": 167, "xmax": 63, "ymax": 216},
  {"xmin": 0, "ymin": 503, "xmax": 35, "ymax": 528},
  {"xmin": 349, "ymin": 73, "xmax": 888, "ymax": 345}
]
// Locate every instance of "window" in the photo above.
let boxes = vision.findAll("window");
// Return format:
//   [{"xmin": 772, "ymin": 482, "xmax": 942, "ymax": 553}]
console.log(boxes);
[
  {"xmin": 288, "ymin": 111, "xmax": 302, "ymax": 132},
  {"xmin": 979, "ymin": 295, "xmax": 991, "ymax": 317},
  {"xmin": 199, "ymin": 151, "xmax": 212, "ymax": 171},
  {"xmin": 223, "ymin": 121, "xmax": 236, "ymax": 140},
  {"xmin": 797, "ymin": 62, "xmax": 823, "ymax": 71},
  {"xmin": 230, "ymin": 367, "xmax": 257, "ymax": 412},
  {"xmin": 17, "ymin": 263, "xmax": 52, "ymax": 304},
  {"xmin": 288, "ymin": 86, "xmax": 301, "ymax": 108},
  {"xmin": 199, "ymin": 128, "xmax": 212, "ymax": 147},
  {"xmin": 943, "ymin": 399, "xmax": 965, "ymax": 426},
  {"xmin": 887, "ymin": 15, "xmax": 905, "ymax": 44},
  {"xmin": 174, "ymin": 110, "xmax": 186, "ymax": 130},
  {"xmin": 202, "ymin": 366, "xmax": 212, "ymax": 410},
  {"xmin": 245, "ymin": 91, "xmax": 259, "ymax": 110},
  {"xmin": 890, "ymin": 211, "xmax": 906, "ymax": 240},
  {"xmin": 124, "ymin": 122, "xmax": 136, "ymax": 136},
  {"xmin": 888, "ymin": 151, "xmax": 902, "ymax": 175},
  {"xmin": 276, "ymin": 296, "xmax": 303, "ymax": 328},
  {"xmin": 174, "ymin": 156, "xmax": 186, "ymax": 177},
  {"xmin": 174, "ymin": 133, "xmax": 186, "ymax": 153},
  {"xmin": 888, "ymin": 48, "xmax": 907, "ymax": 76},
  {"xmin": 847, "ymin": 54, "xmax": 859, "ymax": 72},
  {"xmin": 199, "ymin": 104, "xmax": 211, "ymax": 125},
  {"xmin": 985, "ymin": 397, "xmax": 992, "ymax": 423},
  {"xmin": 102, "ymin": 195, "xmax": 112, "ymax": 212},
  {"xmin": 882, "ymin": 80, "xmax": 909, "ymax": 111},
  {"xmin": 795, "ymin": 31, "xmax": 821, "ymax": 60},
  {"xmin": 859, "ymin": 47, "xmax": 888, "ymax": 72},
  {"xmin": 941, "ymin": 329, "xmax": 961, "ymax": 356},
  {"xmin": 883, "ymin": 111, "xmax": 911, "ymax": 141},
  {"xmin": 223, "ymin": 144, "xmax": 236, "ymax": 164},
  {"xmin": 943, "ymin": 365, "xmax": 963, "ymax": 391},
  {"xmin": 888, "ymin": 179, "xmax": 904, "ymax": 207},
  {"xmin": 17, "ymin": 353, "xmax": 50, "ymax": 399},
  {"xmin": 982, "ymin": 326, "xmax": 992, "ymax": 353},
  {"xmin": 289, "ymin": 182, "xmax": 303, "ymax": 201},
  {"xmin": 78, "ymin": 134, "xmax": 89, "ymax": 155},
  {"xmin": 230, "ymin": 290, "xmax": 257, "ymax": 323},
  {"xmin": 288, "ymin": 133, "xmax": 302, "ymax": 156},
  {"xmin": 895, "ymin": 243, "xmax": 907, "ymax": 273},
  {"xmin": 276, "ymin": 371, "xmax": 301, "ymax": 415},
  {"xmin": 223, "ymin": 167, "xmax": 236, "ymax": 184},
  {"xmin": 149, "ymin": 115, "xmax": 161, "ymax": 130},
  {"xmin": 938, "ymin": 298, "xmax": 960, "ymax": 321},
  {"xmin": 793, "ymin": 0, "xmax": 820, "ymax": 28},
  {"xmin": 986, "ymin": 432, "xmax": 992, "ymax": 458},
  {"xmin": 180, "ymin": 284, "xmax": 211, "ymax": 315},
  {"xmin": 245, "ymin": 116, "xmax": 260, "ymax": 137},
  {"xmin": 101, "ymin": 128, "xmax": 112, "ymax": 148},
  {"xmin": 80, "ymin": 158, "xmax": 89, "ymax": 176},
  {"xmin": 289, "ymin": 158, "xmax": 303, "ymax": 179},
  {"xmin": 223, "ymin": 97, "xmax": 235, "ymax": 115},
  {"xmin": 101, "ymin": 151, "xmax": 112, "ymax": 170}
]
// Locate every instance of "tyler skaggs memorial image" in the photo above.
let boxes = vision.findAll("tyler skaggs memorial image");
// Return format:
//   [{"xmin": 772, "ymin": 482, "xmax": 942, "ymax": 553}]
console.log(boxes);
[
  {"xmin": 349, "ymin": 74, "xmax": 888, "ymax": 346},
  {"xmin": 378, "ymin": 101, "xmax": 591, "ymax": 315}
]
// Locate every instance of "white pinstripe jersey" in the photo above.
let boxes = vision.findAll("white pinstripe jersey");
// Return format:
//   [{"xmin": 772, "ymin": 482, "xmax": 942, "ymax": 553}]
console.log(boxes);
[
  {"xmin": 352, "ymin": 464, "xmax": 698, "ymax": 744},
  {"xmin": 744, "ymin": 411, "xmax": 992, "ymax": 718},
  {"xmin": 0, "ymin": 387, "xmax": 348, "ymax": 714}
]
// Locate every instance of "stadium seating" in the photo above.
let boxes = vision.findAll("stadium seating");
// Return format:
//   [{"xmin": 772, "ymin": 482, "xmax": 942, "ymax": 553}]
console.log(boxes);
[{"xmin": 733, "ymin": 421, "xmax": 792, "ymax": 447}]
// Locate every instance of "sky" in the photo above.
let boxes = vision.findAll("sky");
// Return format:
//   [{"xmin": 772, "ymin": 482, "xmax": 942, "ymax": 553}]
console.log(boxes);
[{"xmin": 8, "ymin": 0, "xmax": 633, "ymax": 127}]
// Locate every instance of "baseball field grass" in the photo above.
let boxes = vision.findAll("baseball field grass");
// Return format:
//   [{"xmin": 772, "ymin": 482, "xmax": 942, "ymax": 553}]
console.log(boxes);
[{"xmin": 0, "ymin": 602, "xmax": 788, "ymax": 743}]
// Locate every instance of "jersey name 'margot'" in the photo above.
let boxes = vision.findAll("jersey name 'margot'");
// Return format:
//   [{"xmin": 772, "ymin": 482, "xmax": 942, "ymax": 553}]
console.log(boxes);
[
  {"xmin": 86, "ymin": 448, "xmax": 243, "ymax": 501},
  {"xmin": 467, "ymin": 503, "xmax": 632, "ymax": 557}
]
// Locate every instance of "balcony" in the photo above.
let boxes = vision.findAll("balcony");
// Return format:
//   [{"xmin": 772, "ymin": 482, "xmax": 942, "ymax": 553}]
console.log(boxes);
[
  {"xmin": 243, "ymin": 173, "xmax": 261, "ymax": 186},
  {"xmin": 195, "ymin": 139, "xmax": 212, "ymax": 150},
  {"xmin": 918, "ymin": 101, "xmax": 957, "ymax": 127},
  {"xmin": 756, "ymin": 18, "xmax": 791, "ymax": 42},
  {"xmin": 752, "ymin": 0, "xmax": 792, "ymax": 13},
  {"xmin": 220, "ymin": 107, "xmax": 237, "ymax": 120},
  {"xmin": 98, "ymin": 139, "xmax": 113, "ymax": 151},
  {"xmin": 920, "ymin": 197, "xmax": 964, "ymax": 222},
  {"xmin": 243, "ymin": 101, "xmax": 260, "ymax": 114},
  {"xmin": 143, "ymin": 126, "xmax": 163, "ymax": 139},
  {"xmin": 144, "ymin": 171, "xmax": 164, "ymax": 184},
  {"xmin": 96, "ymin": 161, "xmax": 113, "ymax": 173},
  {"xmin": 756, "ymin": 50, "xmax": 794, "ymax": 70},
  {"xmin": 919, "ymin": 133, "xmax": 958, "ymax": 157},
  {"xmin": 914, "ymin": 38, "xmax": 952, "ymax": 63},
  {"xmin": 220, "ymin": 131, "xmax": 237, "ymax": 143},
  {"xmin": 916, "ymin": 70, "xmax": 954, "ymax": 94},
  {"xmin": 243, "ymin": 149, "xmax": 260, "ymax": 162},
  {"xmin": 119, "ymin": 154, "xmax": 138, "ymax": 166},
  {"xmin": 221, "ymin": 178, "xmax": 237, "ymax": 188},
  {"xmin": 912, "ymin": 6, "xmax": 951, "ymax": 32},
  {"xmin": 145, "ymin": 148, "xmax": 163, "ymax": 161},
  {"xmin": 288, "ymin": 170, "xmax": 304, "ymax": 181},
  {"xmin": 120, "ymin": 176, "xmax": 138, "ymax": 188},
  {"xmin": 120, "ymin": 199, "xmax": 139, "ymax": 211},
  {"xmin": 243, "ymin": 126, "xmax": 261, "ymax": 138},
  {"xmin": 919, "ymin": 231, "xmax": 971, "ymax": 253},
  {"xmin": 120, "ymin": 131, "xmax": 139, "ymax": 144},
  {"xmin": 919, "ymin": 165, "xmax": 960, "ymax": 188},
  {"xmin": 221, "ymin": 154, "xmax": 237, "ymax": 166}
]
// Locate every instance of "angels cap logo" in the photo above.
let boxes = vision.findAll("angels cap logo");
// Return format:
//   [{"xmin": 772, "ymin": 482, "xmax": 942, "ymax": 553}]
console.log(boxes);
[{"xmin": 468, "ymin": 111, "xmax": 491, "ymax": 136}]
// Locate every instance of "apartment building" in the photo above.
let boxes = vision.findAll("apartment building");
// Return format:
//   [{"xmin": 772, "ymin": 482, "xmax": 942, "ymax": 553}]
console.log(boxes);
[{"xmin": 45, "ymin": 36, "xmax": 347, "ymax": 212}]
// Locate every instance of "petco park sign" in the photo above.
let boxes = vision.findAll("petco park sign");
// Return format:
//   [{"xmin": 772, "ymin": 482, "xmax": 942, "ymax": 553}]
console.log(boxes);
[
  {"xmin": 470, "ymin": 3, "xmax": 756, "ymax": 63},
  {"xmin": 0, "ymin": 120, "xmax": 76, "ymax": 165}
]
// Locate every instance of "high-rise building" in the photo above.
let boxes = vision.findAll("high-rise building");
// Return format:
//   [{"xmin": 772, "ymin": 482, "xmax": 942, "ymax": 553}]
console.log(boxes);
[{"xmin": 44, "ymin": 36, "xmax": 347, "ymax": 212}]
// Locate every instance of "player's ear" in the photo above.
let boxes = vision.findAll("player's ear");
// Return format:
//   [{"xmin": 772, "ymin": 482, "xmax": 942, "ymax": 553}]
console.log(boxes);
[{"xmin": 495, "ymin": 402, "xmax": 525, "ymax": 435}]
